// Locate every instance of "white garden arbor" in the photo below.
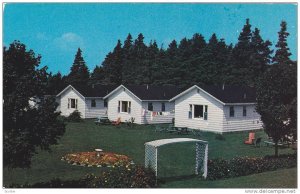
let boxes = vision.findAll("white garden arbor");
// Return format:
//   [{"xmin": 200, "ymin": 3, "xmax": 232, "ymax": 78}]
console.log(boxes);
[{"xmin": 145, "ymin": 138, "xmax": 208, "ymax": 178}]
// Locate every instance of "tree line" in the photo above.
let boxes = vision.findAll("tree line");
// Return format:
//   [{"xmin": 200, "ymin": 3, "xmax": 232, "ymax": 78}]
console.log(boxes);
[{"xmin": 47, "ymin": 18, "xmax": 278, "ymax": 93}]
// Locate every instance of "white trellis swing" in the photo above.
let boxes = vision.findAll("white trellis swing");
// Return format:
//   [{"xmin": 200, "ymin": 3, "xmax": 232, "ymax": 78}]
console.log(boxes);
[{"xmin": 145, "ymin": 138, "xmax": 208, "ymax": 178}]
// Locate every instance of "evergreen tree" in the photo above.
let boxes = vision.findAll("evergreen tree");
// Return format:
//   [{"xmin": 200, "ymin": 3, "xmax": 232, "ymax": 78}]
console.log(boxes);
[
  {"xmin": 122, "ymin": 34, "xmax": 134, "ymax": 84},
  {"xmin": 255, "ymin": 21, "xmax": 297, "ymax": 157},
  {"xmin": 3, "ymin": 41, "xmax": 65, "ymax": 168},
  {"xmin": 273, "ymin": 21, "xmax": 292, "ymax": 64},
  {"xmin": 89, "ymin": 65, "xmax": 105, "ymax": 85},
  {"xmin": 230, "ymin": 18, "xmax": 253, "ymax": 85},
  {"xmin": 47, "ymin": 71, "xmax": 67, "ymax": 95},
  {"xmin": 66, "ymin": 48, "xmax": 90, "ymax": 87},
  {"xmin": 250, "ymin": 28, "xmax": 273, "ymax": 74}
]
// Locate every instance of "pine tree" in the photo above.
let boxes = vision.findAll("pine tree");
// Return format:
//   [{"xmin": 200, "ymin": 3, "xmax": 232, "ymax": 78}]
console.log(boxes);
[
  {"xmin": 273, "ymin": 21, "xmax": 292, "ymax": 64},
  {"xmin": 230, "ymin": 18, "xmax": 253, "ymax": 85},
  {"xmin": 250, "ymin": 28, "xmax": 273, "ymax": 79},
  {"xmin": 102, "ymin": 40, "xmax": 123, "ymax": 84},
  {"xmin": 47, "ymin": 71, "xmax": 67, "ymax": 95},
  {"xmin": 255, "ymin": 21, "xmax": 297, "ymax": 157},
  {"xmin": 89, "ymin": 65, "xmax": 105, "ymax": 85},
  {"xmin": 66, "ymin": 48, "xmax": 90, "ymax": 87}
]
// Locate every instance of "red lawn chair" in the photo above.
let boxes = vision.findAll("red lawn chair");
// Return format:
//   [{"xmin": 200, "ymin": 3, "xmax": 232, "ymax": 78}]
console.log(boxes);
[
  {"xmin": 112, "ymin": 117, "xmax": 121, "ymax": 126},
  {"xmin": 244, "ymin": 132, "xmax": 255, "ymax": 145}
]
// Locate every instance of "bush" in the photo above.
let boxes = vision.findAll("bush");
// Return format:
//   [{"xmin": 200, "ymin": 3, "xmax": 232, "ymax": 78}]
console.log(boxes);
[
  {"xmin": 67, "ymin": 110, "xmax": 82, "ymax": 122},
  {"xmin": 7, "ymin": 165, "xmax": 156, "ymax": 188},
  {"xmin": 207, "ymin": 153, "xmax": 297, "ymax": 180}
]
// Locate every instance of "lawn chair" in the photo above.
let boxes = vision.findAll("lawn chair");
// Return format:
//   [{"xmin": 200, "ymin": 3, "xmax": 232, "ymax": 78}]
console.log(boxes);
[
  {"xmin": 254, "ymin": 137, "xmax": 262, "ymax": 147},
  {"xmin": 112, "ymin": 117, "xmax": 121, "ymax": 126},
  {"xmin": 244, "ymin": 132, "xmax": 255, "ymax": 145},
  {"xmin": 94, "ymin": 116, "xmax": 102, "ymax": 125}
]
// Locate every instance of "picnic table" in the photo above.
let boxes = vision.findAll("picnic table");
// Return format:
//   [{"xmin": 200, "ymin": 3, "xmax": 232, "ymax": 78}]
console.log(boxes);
[
  {"xmin": 168, "ymin": 127, "xmax": 190, "ymax": 135},
  {"xmin": 95, "ymin": 116, "xmax": 111, "ymax": 125},
  {"xmin": 264, "ymin": 140, "xmax": 290, "ymax": 147}
]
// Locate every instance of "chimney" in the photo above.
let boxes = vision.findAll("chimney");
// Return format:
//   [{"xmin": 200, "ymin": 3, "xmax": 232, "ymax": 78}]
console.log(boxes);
[
  {"xmin": 163, "ymin": 92, "xmax": 166, "ymax": 97},
  {"xmin": 244, "ymin": 93, "xmax": 247, "ymax": 99},
  {"xmin": 146, "ymin": 84, "xmax": 149, "ymax": 90},
  {"xmin": 222, "ymin": 83, "xmax": 225, "ymax": 90}
]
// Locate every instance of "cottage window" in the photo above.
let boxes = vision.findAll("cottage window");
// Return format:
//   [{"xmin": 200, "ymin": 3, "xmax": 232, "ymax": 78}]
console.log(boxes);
[
  {"xmin": 148, "ymin": 102, "xmax": 153, "ymax": 111},
  {"xmin": 230, "ymin": 106, "xmax": 235, "ymax": 117},
  {"xmin": 189, "ymin": 104, "xmax": 208, "ymax": 120},
  {"xmin": 91, "ymin": 99, "xmax": 96, "ymax": 107},
  {"xmin": 194, "ymin": 105, "xmax": 204, "ymax": 118},
  {"xmin": 68, "ymin": 98, "xmax": 78, "ymax": 109},
  {"xmin": 243, "ymin": 106, "xmax": 247, "ymax": 117},
  {"xmin": 119, "ymin": 101, "xmax": 131, "ymax": 113},
  {"xmin": 161, "ymin": 103, "xmax": 165, "ymax": 112}
]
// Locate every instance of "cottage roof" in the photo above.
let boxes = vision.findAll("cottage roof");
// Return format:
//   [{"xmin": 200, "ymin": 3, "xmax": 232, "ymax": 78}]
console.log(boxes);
[
  {"xmin": 56, "ymin": 84, "xmax": 117, "ymax": 98},
  {"xmin": 170, "ymin": 85, "xmax": 257, "ymax": 104},
  {"xmin": 103, "ymin": 85, "xmax": 182, "ymax": 101}
]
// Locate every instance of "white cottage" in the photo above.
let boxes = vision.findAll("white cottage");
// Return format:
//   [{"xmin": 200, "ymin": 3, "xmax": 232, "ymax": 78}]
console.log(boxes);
[
  {"xmin": 103, "ymin": 85, "xmax": 181, "ymax": 124},
  {"xmin": 170, "ymin": 85, "xmax": 262, "ymax": 133},
  {"xmin": 56, "ymin": 85, "xmax": 116, "ymax": 118}
]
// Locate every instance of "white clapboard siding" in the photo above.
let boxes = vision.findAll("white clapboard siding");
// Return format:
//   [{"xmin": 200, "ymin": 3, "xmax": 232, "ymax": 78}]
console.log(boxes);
[
  {"xmin": 59, "ymin": 88, "xmax": 86, "ymax": 118},
  {"xmin": 223, "ymin": 105, "xmax": 263, "ymax": 132},
  {"xmin": 141, "ymin": 112, "xmax": 175, "ymax": 124},
  {"xmin": 85, "ymin": 98, "xmax": 108, "ymax": 118},
  {"xmin": 107, "ymin": 88, "xmax": 142, "ymax": 124},
  {"xmin": 55, "ymin": 97, "xmax": 61, "ymax": 112},
  {"xmin": 174, "ymin": 88, "xmax": 224, "ymax": 133},
  {"xmin": 141, "ymin": 101, "xmax": 175, "ymax": 124}
]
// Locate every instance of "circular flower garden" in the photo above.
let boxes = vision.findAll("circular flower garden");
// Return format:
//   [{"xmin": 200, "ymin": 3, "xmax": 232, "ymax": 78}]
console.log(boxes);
[{"xmin": 61, "ymin": 151, "xmax": 133, "ymax": 168}]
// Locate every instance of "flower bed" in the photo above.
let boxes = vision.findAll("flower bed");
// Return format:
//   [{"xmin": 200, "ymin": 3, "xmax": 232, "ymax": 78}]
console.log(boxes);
[{"xmin": 61, "ymin": 151, "xmax": 133, "ymax": 167}]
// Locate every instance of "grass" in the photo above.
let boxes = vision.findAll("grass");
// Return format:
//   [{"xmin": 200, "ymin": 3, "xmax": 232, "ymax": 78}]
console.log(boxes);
[{"xmin": 3, "ymin": 119, "xmax": 296, "ymax": 188}]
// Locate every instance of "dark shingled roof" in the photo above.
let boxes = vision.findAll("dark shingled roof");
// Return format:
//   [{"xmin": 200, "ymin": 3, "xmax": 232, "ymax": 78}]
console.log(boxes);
[
  {"xmin": 124, "ymin": 85, "xmax": 182, "ymax": 100},
  {"xmin": 73, "ymin": 84, "xmax": 118, "ymax": 97},
  {"xmin": 200, "ymin": 85, "xmax": 256, "ymax": 103}
]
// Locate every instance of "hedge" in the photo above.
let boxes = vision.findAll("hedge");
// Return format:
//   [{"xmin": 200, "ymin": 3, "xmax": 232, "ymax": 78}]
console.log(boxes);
[
  {"xmin": 7, "ymin": 165, "xmax": 156, "ymax": 188},
  {"xmin": 207, "ymin": 153, "xmax": 297, "ymax": 180}
]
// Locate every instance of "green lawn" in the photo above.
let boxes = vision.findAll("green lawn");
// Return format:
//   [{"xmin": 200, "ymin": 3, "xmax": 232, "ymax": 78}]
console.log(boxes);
[{"xmin": 3, "ymin": 119, "xmax": 296, "ymax": 188}]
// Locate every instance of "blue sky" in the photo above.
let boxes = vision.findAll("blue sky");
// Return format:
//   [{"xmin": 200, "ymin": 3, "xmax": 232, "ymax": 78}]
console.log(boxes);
[{"xmin": 3, "ymin": 3, "xmax": 297, "ymax": 75}]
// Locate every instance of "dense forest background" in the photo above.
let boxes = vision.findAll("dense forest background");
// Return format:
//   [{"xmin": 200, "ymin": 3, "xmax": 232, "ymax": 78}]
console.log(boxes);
[{"xmin": 45, "ymin": 19, "xmax": 295, "ymax": 94}]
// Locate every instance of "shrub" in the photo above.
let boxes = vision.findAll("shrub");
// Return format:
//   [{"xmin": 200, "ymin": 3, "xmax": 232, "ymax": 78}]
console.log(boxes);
[
  {"xmin": 67, "ymin": 110, "xmax": 82, "ymax": 122},
  {"xmin": 207, "ymin": 153, "xmax": 297, "ymax": 180},
  {"xmin": 7, "ymin": 165, "xmax": 156, "ymax": 188}
]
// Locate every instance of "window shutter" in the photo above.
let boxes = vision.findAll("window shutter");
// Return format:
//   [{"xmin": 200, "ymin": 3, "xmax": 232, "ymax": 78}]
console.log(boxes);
[
  {"xmin": 204, "ymin": 112, "xmax": 208, "ymax": 120},
  {"xmin": 204, "ymin": 105, "xmax": 208, "ymax": 120},
  {"xmin": 188, "ymin": 111, "xmax": 192, "ymax": 119},
  {"xmin": 75, "ymin": 99, "xmax": 78, "ymax": 109},
  {"xmin": 118, "ymin": 101, "xmax": 120, "ymax": 113},
  {"xmin": 68, "ymin": 99, "xmax": 70, "ymax": 109},
  {"xmin": 128, "ymin": 101, "xmax": 131, "ymax": 113}
]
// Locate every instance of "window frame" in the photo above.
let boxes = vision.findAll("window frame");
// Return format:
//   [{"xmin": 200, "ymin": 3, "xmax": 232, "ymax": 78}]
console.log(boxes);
[
  {"xmin": 243, "ymin": 106, "xmax": 247, "ymax": 117},
  {"xmin": 148, "ymin": 102, "xmax": 153, "ymax": 111},
  {"xmin": 119, "ymin": 100, "xmax": 131, "ymax": 113},
  {"xmin": 229, "ymin": 106, "xmax": 235, "ymax": 117},
  {"xmin": 68, "ymin": 98, "xmax": 78, "ymax": 109},
  {"xmin": 161, "ymin": 102, "xmax": 165, "ymax": 112},
  {"xmin": 91, "ymin": 99, "xmax": 96, "ymax": 108},
  {"xmin": 189, "ymin": 104, "xmax": 208, "ymax": 120}
]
